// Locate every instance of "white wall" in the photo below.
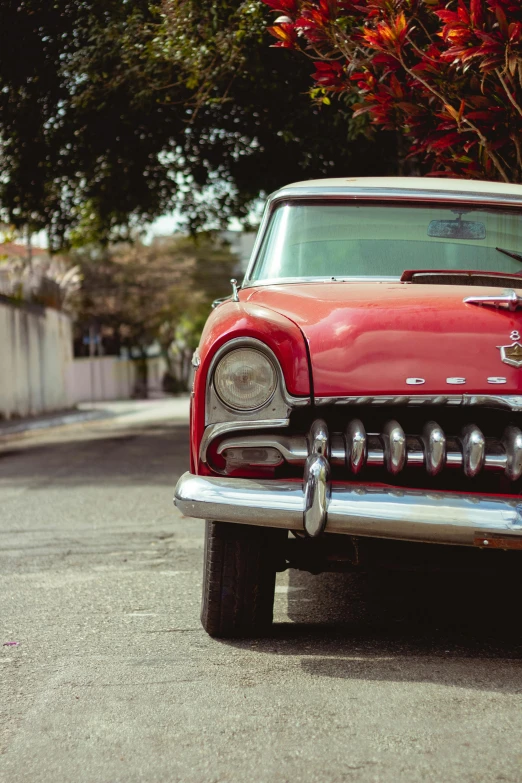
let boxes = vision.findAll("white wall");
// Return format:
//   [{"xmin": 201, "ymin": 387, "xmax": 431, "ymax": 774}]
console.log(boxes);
[
  {"xmin": 67, "ymin": 356, "xmax": 135, "ymax": 405},
  {"xmin": 0, "ymin": 298, "xmax": 169, "ymax": 417},
  {"xmin": 0, "ymin": 298, "xmax": 73, "ymax": 419},
  {"xmin": 67, "ymin": 356, "xmax": 167, "ymax": 405}
]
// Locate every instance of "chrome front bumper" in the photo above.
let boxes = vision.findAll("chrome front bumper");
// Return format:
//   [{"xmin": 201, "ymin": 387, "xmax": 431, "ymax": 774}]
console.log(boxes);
[{"xmin": 174, "ymin": 471, "xmax": 522, "ymax": 548}]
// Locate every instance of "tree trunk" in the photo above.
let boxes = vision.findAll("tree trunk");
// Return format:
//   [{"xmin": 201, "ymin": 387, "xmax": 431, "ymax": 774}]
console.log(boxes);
[{"xmin": 134, "ymin": 349, "xmax": 149, "ymax": 399}]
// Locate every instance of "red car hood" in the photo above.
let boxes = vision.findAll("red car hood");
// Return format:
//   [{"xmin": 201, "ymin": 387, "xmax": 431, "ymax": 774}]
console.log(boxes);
[{"xmin": 245, "ymin": 282, "xmax": 522, "ymax": 397}]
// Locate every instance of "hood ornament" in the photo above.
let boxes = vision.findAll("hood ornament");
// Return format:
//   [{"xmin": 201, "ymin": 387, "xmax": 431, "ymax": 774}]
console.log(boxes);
[
  {"xmin": 230, "ymin": 278, "xmax": 240, "ymax": 302},
  {"xmin": 464, "ymin": 289, "xmax": 522, "ymax": 311}
]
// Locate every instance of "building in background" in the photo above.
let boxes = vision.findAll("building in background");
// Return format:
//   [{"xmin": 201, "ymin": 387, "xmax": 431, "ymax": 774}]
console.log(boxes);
[{"xmin": 220, "ymin": 231, "xmax": 257, "ymax": 274}]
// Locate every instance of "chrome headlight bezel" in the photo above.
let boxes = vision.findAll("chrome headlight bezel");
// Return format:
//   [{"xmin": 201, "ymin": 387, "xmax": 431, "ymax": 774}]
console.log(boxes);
[
  {"xmin": 213, "ymin": 347, "xmax": 277, "ymax": 412},
  {"xmin": 201, "ymin": 337, "xmax": 311, "ymax": 462},
  {"xmin": 204, "ymin": 337, "xmax": 309, "ymax": 427}
]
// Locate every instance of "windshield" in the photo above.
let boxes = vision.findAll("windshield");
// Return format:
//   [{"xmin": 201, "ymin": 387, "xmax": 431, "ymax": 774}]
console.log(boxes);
[{"xmin": 249, "ymin": 202, "xmax": 522, "ymax": 282}]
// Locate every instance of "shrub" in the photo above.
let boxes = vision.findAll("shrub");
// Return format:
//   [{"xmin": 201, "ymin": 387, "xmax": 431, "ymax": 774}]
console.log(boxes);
[{"xmin": 264, "ymin": 0, "xmax": 522, "ymax": 181}]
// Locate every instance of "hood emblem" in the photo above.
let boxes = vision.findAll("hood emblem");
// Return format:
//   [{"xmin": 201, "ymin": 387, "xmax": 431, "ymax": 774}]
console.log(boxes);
[{"xmin": 498, "ymin": 342, "xmax": 522, "ymax": 368}]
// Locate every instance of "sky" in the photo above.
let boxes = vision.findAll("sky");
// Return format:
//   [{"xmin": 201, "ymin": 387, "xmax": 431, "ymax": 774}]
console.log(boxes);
[{"xmin": 13, "ymin": 212, "xmax": 247, "ymax": 251}]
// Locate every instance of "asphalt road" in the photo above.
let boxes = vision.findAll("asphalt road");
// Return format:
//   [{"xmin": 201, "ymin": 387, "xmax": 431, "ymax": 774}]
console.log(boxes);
[{"xmin": 1, "ymin": 398, "xmax": 522, "ymax": 783}]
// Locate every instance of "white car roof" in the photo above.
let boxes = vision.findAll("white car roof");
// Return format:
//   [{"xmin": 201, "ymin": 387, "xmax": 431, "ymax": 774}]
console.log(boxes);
[{"xmin": 278, "ymin": 176, "xmax": 522, "ymax": 197}]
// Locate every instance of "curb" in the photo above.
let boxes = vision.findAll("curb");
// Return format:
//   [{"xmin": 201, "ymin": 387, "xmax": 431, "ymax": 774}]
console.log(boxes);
[{"xmin": 0, "ymin": 409, "xmax": 111, "ymax": 438}]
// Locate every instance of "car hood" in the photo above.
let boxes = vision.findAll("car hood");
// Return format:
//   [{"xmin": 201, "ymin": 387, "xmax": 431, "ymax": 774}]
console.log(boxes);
[{"xmin": 245, "ymin": 282, "xmax": 522, "ymax": 397}]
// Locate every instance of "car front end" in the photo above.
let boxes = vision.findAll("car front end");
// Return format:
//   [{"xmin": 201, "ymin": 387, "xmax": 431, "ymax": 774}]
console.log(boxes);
[{"xmin": 174, "ymin": 177, "xmax": 522, "ymax": 636}]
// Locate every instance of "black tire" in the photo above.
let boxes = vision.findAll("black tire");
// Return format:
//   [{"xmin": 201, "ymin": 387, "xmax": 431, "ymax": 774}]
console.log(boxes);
[{"xmin": 201, "ymin": 521, "xmax": 286, "ymax": 638}]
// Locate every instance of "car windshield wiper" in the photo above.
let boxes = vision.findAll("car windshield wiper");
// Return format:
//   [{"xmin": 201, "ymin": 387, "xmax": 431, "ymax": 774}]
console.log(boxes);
[{"xmin": 496, "ymin": 247, "xmax": 522, "ymax": 263}]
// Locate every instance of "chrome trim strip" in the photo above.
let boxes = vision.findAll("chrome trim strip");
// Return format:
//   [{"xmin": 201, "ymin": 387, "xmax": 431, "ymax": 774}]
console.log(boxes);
[
  {"xmin": 406, "ymin": 450, "xmax": 425, "ymax": 466},
  {"xmin": 200, "ymin": 419, "xmax": 289, "ymax": 463},
  {"xmin": 314, "ymin": 394, "xmax": 522, "ymax": 411},
  {"xmin": 446, "ymin": 452, "xmax": 463, "ymax": 467},
  {"xmin": 216, "ymin": 432, "xmax": 342, "ymax": 468},
  {"xmin": 487, "ymin": 453, "xmax": 508, "ymax": 470},
  {"xmin": 174, "ymin": 472, "xmax": 522, "ymax": 547},
  {"xmin": 367, "ymin": 449, "xmax": 385, "ymax": 466},
  {"xmin": 330, "ymin": 434, "xmax": 345, "ymax": 466},
  {"xmin": 465, "ymin": 395, "xmax": 522, "ymax": 411},
  {"xmin": 217, "ymin": 434, "xmax": 308, "ymax": 464},
  {"xmin": 244, "ymin": 276, "xmax": 401, "ymax": 288},
  {"xmin": 270, "ymin": 187, "xmax": 522, "ymax": 208},
  {"xmin": 242, "ymin": 199, "xmax": 271, "ymax": 285},
  {"xmin": 315, "ymin": 395, "xmax": 463, "ymax": 407}
]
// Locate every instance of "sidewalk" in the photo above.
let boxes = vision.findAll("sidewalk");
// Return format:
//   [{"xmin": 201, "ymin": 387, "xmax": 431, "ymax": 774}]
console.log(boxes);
[{"xmin": 0, "ymin": 396, "xmax": 190, "ymax": 437}]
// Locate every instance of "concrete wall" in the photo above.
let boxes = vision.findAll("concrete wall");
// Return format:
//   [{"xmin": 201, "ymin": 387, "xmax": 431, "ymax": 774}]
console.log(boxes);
[
  {"xmin": 0, "ymin": 297, "xmax": 169, "ymax": 417},
  {"xmin": 0, "ymin": 297, "xmax": 73, "ymax": 419},
  {"xmin": 67, "ymin": 356, "xmax": 167, "ymax": 405},
  {"xmin": 67, "ymin": 357, "xmax": 135, "ymax": 405}
]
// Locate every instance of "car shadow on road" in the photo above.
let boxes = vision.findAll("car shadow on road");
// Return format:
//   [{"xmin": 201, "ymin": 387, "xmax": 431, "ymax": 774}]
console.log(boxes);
[{"xmin": 222, "ymin": 565, "xmax": 522, "ymax": 693}]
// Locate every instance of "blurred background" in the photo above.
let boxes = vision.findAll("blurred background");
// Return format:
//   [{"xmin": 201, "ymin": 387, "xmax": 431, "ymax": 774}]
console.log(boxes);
[
  {"xmin": 0, "ymin": 230, "xmax": 250, "ymax": 419},
  {"xmin": 0, "ymin": 0, "xmax": 399, "ymax": 424}
]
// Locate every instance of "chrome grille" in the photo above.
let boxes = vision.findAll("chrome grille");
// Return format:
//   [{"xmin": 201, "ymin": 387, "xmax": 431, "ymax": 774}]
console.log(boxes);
[{"xmin": 217, "ymin": 418, "xmax": 522, "ymax": 481}]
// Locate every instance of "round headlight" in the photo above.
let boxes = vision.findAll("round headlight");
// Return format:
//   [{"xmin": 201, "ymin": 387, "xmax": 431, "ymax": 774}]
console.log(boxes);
[{"xmin": 214, "ymin": 348, "xmax": 277, "ymax": 411}]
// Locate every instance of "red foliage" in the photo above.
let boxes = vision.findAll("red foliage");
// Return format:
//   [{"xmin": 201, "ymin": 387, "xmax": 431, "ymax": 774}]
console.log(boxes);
[
  {"xmin": 263, "ymin": 0, "xmax": 300, "ymax": 13},
  {"xmin": 262, "ymin": 0, "xmax": 522, "ymax": 182},
  {"xmin": 267, "ymin": 22, "xmax": 299, "ymax": 48}
]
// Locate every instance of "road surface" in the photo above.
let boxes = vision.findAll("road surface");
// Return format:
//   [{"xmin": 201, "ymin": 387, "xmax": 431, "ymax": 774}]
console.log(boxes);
[{"xmin": 1, "ymin": 398, "xmax": 522, "ymax": 782}]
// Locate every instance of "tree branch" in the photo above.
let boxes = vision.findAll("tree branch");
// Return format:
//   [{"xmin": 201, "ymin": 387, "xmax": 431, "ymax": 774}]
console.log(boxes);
[
  {"xmin": 396, "ymin": 54, "xmax": 510, "ymax": 182},
  {"xmin": 496, "ymin": 68, "xmax": 522, "ymax": 118}
]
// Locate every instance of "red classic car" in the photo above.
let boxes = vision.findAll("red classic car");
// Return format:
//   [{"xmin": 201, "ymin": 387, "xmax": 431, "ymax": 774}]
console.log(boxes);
[{"xmin": 174, "ymin": 176, "xmax": 522, "ymax": 637}]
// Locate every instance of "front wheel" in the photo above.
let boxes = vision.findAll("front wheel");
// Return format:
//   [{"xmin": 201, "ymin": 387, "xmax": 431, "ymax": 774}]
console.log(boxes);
[{"xmin": 201, "ymin": 521, "xmax": 286, "ymax": 638}]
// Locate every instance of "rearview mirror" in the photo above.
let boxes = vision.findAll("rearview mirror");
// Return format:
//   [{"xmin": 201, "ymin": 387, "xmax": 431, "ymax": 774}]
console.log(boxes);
[{"xmin": 428, "ymin": 219, "xmax": 486, "ymax": 240}]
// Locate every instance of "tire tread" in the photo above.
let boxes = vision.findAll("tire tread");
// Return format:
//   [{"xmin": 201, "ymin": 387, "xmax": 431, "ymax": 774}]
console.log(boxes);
[{"xmin": 201, "ymin": 521, "xmax": 283, "ymax": 638}]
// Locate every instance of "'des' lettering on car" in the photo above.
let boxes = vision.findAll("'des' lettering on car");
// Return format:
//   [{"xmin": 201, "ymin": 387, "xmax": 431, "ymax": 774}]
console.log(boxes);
[{"xmin": 408, "ymin": 377, "xmax": 510, "ymax": 385}]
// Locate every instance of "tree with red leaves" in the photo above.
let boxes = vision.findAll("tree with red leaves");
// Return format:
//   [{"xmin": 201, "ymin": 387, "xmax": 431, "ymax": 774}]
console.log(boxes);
[{"xmin": 263, "ymin": 0, "xmax": 522, "ymax": 182}]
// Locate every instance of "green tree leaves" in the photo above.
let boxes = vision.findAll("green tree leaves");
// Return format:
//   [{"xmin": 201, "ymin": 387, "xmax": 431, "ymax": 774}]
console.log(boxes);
[{"xmin": 0, "ymin": 0, "xmax": 396, "ymax": 247}]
